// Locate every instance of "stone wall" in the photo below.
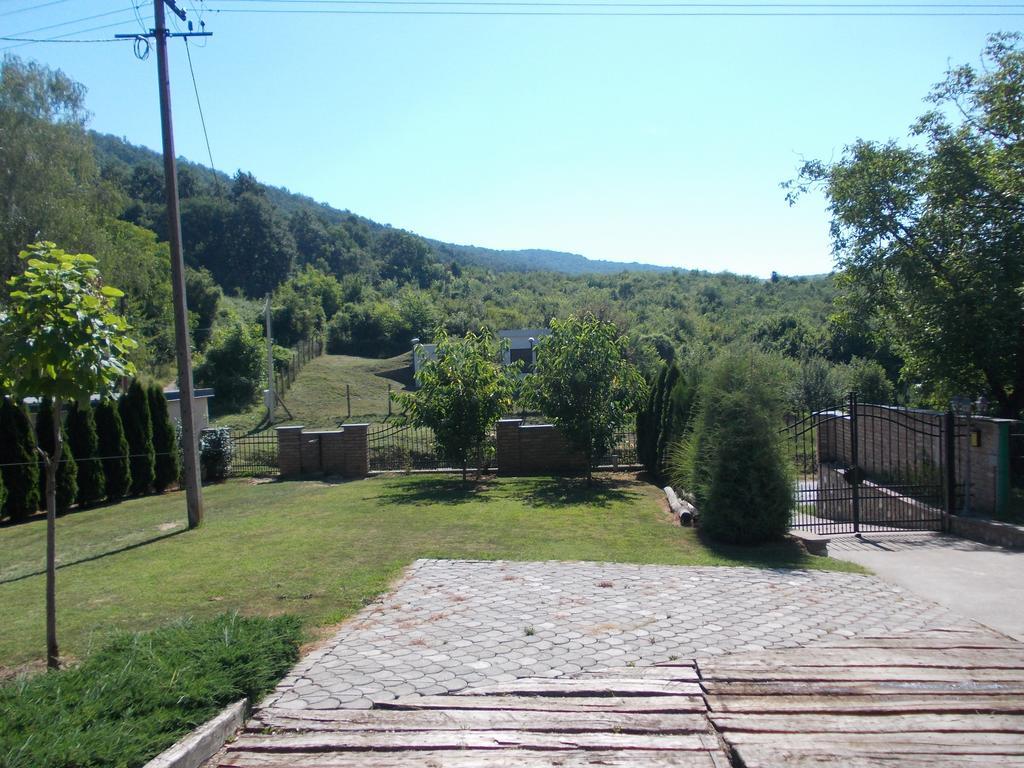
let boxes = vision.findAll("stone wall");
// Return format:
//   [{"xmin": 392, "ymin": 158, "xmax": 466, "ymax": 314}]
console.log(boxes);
[
  {"xmin": 495, "ymin": 419, "xmax": 588, "ymax": 475},
  {"xmin": 276, "ymin": 424, "xmax": 369, "ymax": 478},
  {"xmin": 816, "ymin": 405, "xmax": 1012, "ymax": 516},
  {"xmin": 817, "ymin": 462, "xmax": 944, "ymax": 530}
]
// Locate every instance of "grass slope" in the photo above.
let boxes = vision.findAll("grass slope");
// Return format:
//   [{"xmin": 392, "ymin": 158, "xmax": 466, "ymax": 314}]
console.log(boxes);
[
  {"xmin": 0, "ymin": 475, "xmax": 861, "ymax": 672},
  {"xmin": 214, "ymin": 352, "xmax": 414, "ymax": 432}
]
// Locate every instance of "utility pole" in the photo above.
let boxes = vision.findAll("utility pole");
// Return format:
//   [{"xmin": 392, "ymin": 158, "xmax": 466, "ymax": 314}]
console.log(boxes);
[
  {"xmin": 123, "ymin": 0, "xmax": 211, "ymax": 528},
  {"xmin": 265, "ymin": 294, "xmax": 275, "ymax": 424}
]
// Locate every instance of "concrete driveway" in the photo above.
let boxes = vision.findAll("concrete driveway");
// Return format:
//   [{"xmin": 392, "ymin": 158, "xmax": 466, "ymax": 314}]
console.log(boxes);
[{"xmin": 829, "ymin": 532, "xmax": 1024, "ymax": 641}]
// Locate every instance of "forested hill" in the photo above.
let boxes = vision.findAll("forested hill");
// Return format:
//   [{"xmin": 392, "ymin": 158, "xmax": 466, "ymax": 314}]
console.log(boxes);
[{"xmin": 91, "ymin": 132, "xmax": 667, "ymax": 276}]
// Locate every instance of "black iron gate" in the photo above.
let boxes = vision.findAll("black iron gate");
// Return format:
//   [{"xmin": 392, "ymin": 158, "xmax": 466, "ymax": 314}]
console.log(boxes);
[{"xmin": 783, "ymin": 393, "xmax": 955, "ymax": 535}]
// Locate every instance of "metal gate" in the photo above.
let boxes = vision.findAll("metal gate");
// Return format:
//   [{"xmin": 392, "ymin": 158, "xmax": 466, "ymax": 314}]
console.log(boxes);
[{"xmin": 783, "ymin": 393, "xmax": 955, "ymax": 535}]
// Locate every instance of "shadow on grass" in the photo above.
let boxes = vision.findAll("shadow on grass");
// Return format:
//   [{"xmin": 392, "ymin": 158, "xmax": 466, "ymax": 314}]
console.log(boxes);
[
  {"xmin": 514, "ymin": 476, "xmax": 637, "ymax": 509},
  {"xmin": 376, "ymin": 476, "xmax": 496, "ymax": 506},
  {"xmin": 0, "ymin": 528, "xmax": 189, "ymax": 585},
  {"xmin": 697, "ymin": 530, "xmax": 820, "ymax": 570}
]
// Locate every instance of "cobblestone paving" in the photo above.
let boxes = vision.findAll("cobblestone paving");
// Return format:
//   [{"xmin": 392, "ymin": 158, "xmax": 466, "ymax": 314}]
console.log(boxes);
[{"xmin": 265, "ymin": 559, "xmax": 974, "ymax": 710}]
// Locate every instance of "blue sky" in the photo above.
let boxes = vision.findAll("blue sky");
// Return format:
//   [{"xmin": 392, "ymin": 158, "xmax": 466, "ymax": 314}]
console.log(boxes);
[{"xmin": 3, "ymin": 1, "xmax": 1019, "ymax": 276}]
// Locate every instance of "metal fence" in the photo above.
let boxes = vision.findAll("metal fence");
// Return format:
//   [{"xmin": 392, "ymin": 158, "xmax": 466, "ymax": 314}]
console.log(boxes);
[
  {"xmin": 228, "ymin": 429, "xmax": 279, "ymax": 477},
  {"xmin": 273, "ymin": 337, "xmax": 323, "ymax": 398}
]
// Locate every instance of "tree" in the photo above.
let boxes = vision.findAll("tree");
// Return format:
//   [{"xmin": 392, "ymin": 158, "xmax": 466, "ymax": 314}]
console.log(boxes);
[
  {"xmin": 395, "ymin": 331, "xmax": 517, "ymax": 481},
  {"xmin": 66, "ymin": 401, "xmax": 104, "ymax": 506},
  {"xmin": 119, "ymin": 380, "xmax": 155, "ymax": 496},
  {"xmin": 0, "ymin": 242, "xmax": 134, "ymax": 668},
  {"xmin": 36, "ymin": 397, "xmax": 77, "ymax": 514},
  {"xmin": 194, "ymin": 317, "xmax": 265, "ymax": 414},
  {"xmin": 95, "ymin": 398, "xmax": 131, "ymax": 503},
  {"xmin": 670, "ymin": 347, "xmax": 793, "ymax": 545},
  {"xmin": 525, "ymin": 314, "xmax": 647, "ymax": 483},
  {"xmin": 0, "ymin": 396, "xmax": 39, "ymax": 521},
  {"xmin": 787, "ymin": 33, "xmax": 1024, "ymax": 417},
  {"xmin": 148, "ymin": 383, "xmax": 179, "ymax": 493},
  {"xmin": 185, "ymin": 266, "xmax": 221, "ymax": 351}
]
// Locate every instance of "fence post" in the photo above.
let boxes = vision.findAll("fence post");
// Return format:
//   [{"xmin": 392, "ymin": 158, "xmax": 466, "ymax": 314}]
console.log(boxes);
[
  {"xmin": 945, "ymin": 409, "xmax": 957, "ymax": 526},
  {"xmin": 849, "ymin": 391, "xmax": 860, "ymax": 534},
  {"xmin": 388, "ymin": 383, "xmax": 392, "ymax": 417},
  {"xmin": 347, "ymin": 384, "xmax": 351, "ymax": 419}
]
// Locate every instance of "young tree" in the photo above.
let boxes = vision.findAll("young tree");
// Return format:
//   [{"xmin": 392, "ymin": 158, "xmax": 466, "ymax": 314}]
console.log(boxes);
[
  {"xmin": 95, "ymin": 398, "xmax": 131, "ymax": 502},
  {"xmin": 0, "ymin": 242, "xmax": 134, "ymax": 668},
  {"xmin": 36, "ymin": 397, "xmax": 77, "ymax": 514},
  {"xmin": 525, "ymin": 314, "xmax": 647, "ymax": 484},
  {"xmin": 0, "ymin": 397, "xmax": 40, "ymax": 521},
  {"xmin": 787, "ymin": 33, "xmax": 1024, "ymax": 416},
  {"xmin": 119, "ymin": 379, "xmax": 155, "ymax": 495},
  {"xmin": 66, "ymin": 401, "xmax": 105, "ymax": 506},
  {"xmin": 395, "ymin": 331, "xmax": 517, "ymax": 482},
  {"xmin": 148, "ymin": 383, "xmax": 179, "ymax": 493}
]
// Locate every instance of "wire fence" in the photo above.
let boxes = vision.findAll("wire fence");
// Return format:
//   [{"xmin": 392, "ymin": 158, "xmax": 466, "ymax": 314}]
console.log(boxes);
[
  {"xmin": 228, "ymin": 429, "xmax": 279, "ymax": 477},
  {"xmin": 273, "ymin": 337, "xmax": 323, "ymax": 399}
]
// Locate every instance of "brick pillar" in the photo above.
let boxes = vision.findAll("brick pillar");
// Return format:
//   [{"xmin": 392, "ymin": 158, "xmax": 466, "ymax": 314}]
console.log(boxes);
[
  {"xmin": 276, "ymin": 426, "xmax": 304, "ymax": 477},
  {"xmin": 496, "ymin": 419, "xmax": 523, "ymax": 476},
  {"xmin": 340, "ymin": 423, "xmax": 369, "ymax": 477},
  {"xmin": 320, "ymin": 431, "xmax": 345, "ymax": 475}
]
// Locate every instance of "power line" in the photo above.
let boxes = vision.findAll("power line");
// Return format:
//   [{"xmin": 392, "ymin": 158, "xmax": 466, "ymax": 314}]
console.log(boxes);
[
  {"xmin": 207, "ymin": 5, "xmax": 1024, "ymax": 12},
  {"xmin": 211, "ymin": 0, "xmax": 1024, "ymax": 5},
  {"xmin": 0, "ymin": 0, "xmax": 78, "ymax": 18},
  {"xmin": 8, "ymin": 8, "xmax": 136, "ymax": 38},
  {"xmin": 184, "ymin": 37, "xmax": 218, "ymax": 179},
  {"xmin": 0, "ymin": 19, "xmax": 152, "ymax": 50}
]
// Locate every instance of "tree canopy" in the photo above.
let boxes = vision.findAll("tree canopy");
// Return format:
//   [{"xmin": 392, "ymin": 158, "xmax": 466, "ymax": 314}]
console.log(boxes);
[{"xmin": 788, "ymin": 32, "xmax": 1024, "ymax": 416}]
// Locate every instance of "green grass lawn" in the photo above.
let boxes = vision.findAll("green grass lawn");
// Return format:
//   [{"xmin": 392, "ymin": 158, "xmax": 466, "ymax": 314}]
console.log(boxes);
[
  {"xmin": 0, "ymin": 474, "xmax": 862, "ymax": 672},
  {"xmin": 214, "ymin": 352, "xmax": 414, "ymax": 432}
]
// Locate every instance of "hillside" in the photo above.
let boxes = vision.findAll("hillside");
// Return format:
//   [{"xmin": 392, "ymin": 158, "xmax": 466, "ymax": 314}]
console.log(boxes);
[{"xmin": 92, "ymin": 132, "xmax": 668, "ymax": 276}]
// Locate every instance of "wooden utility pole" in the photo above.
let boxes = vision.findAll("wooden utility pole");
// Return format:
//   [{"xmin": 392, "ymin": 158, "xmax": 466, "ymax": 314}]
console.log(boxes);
[{"xmin": 154, "ymin": 0, "xmax": 205, "ymax": 528}]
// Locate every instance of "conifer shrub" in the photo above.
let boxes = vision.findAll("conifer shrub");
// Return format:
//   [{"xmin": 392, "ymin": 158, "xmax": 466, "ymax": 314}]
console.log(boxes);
[
  {"xmin": 66, "ymin": 401, "xmax": 105, "ymax": 507},
  {"xmin": 95, "ymin": 398, "xmax": 131, "ymax": 502},
  {"xmin": 0, "ymin": 397, "xmax": 40, "ymax": 521},
  {"xmin": 119, "ymin": 380, "xmax": 155, "ymax": 495},
  {"xmin": 0, "ymin": 463, "xmax": 6, "ymax": 513},
  {"xmin": 654, "ymin": 363, "xmax": 681, "ymax": 477},
  {"xmin": 147, "ymin": 383, "xmax": 179, "ymax": 493},
  {"xmin": 670, "ymin": 347, "xmax": 793, "ymax": 545},
  {"xmin": 35, "ymin": 397, "xmax": 78, "ymax": 514}
]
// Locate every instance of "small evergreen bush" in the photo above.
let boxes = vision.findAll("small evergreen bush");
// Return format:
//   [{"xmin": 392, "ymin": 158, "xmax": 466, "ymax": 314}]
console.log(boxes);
[
  {"xmin": 0, "ymin": 397, "xmax": 40, "ymax": 521},
  {"xmin": 95, "ymin": 398, "xmax": 131, "ymax": 502},
  {"xmin": 35, "ymin": 397, "xmax": 78, "ymax": 514},
  {"xmin": 200, "ymin": 428, "xmax": 234, "ymax": 482},
  {"xmin": 119, "ymin": 380, "xmax": 155, "ymax": 495},
  {"xmin": 0, "ymin": 460, "xmax": 6, "ymax": 512},
  {"xmin": 66, "ymin": 401, "xmax": 105, "ymax": 506},
  {"xmin": 147, "ymin": 383, "xmax": 179, "ymax": 493},
  {"xmin": 670, "ymin": 347, "xmax": 794, "ymax": 545}
]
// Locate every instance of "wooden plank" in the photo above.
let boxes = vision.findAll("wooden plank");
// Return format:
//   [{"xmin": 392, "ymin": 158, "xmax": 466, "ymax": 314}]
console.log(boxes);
[
  {"xmin": 457, "ymin": 678, "xmax": 702, "ymax": 696},
  {"xmin": 696, "ymin": 648, "xmax": 1024, "ymax": 669},
  {"xmin": 710, "ymin": 712, "xmax": 1024, "ymax": 734},
  {"xmin": 226, "ymin": 730, "xmax": 720, "ymax": 753},
  {"xmin": 249, "ymin": 708, "xmax": 711, "ymax": 734},
  {"xmin": 377, "ymin": 694, "xmax": 707, "ymax": 713},
  {"xmin": 575, "ymin": 666, "xmax": 700, "ymax": 681},
  {"xmin": 703, "ymin": 680, "xmax": 1024, "ymax": 696},
  {"xmin": 733, "ymin": 746, "xmax": 1024, "ymax": 768},
  {"xmin": 218, "ymin": 749, "xmax": 729, "ymax": 767},
  {"xmin": 706, "ymin": 693, "xmax": 1024, "ymax": 714},
  {"xmin": 698, "ymin": 665, "xmax": 1024, "ymax": 682},
  {"xmin": 813, "ymin": 637, "xmax": 1022, "ymax": 651},
  {"xmin": 721, "ymin": 730, "xmax": 1024, "ymax": 754}
]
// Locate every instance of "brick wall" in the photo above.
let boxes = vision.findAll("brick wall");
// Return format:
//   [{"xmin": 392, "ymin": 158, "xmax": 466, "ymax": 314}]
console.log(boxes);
[
  {"xmin": 495, "ymin": 419, "xmax": 588, "ymax": 475},
  {"xmin": 276, "ymin": 424, "xmax": 369, "ymax": 478},
  {"xmin": 816, "ymin": 405, "xmax": 1012, "ymax": 516}
]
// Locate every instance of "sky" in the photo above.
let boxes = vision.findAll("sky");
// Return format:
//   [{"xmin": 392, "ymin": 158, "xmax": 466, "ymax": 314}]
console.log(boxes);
[{"xmin": 3, "ymin": 1, "xmax": 1020, "ymax": 277}]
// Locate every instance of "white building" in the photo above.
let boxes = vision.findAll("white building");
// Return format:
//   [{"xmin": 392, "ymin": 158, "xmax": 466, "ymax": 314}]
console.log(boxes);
[{"xmin": 412, "ymin": 328, "xmax": 551, "ymax": 379}]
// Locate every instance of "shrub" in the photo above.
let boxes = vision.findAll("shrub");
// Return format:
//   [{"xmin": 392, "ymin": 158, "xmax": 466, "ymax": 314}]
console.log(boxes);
[
  {"xmin": 200, "ymin": 427, "xmax": 234, "ymax": 482},
  {"xmin": 0, "ymin": 614, "xmax": 301, "ymax": 768},
  {"xmin": 147, "ymin": 383, "xmax": 179, "ymax": 493},
  {"xmin": 195, "ymin": 318, "xmax": 265, "ymax": 415},
  {"xmin": 0, "ymin": 397, "xmax": 40, "ymax": 521},
  {"xmin": 35, "ymin": 397, "xmax": 78, "ymax": 513},
  {"xmin": 66, "ymin": 401, "xmax": 105, "ymax": 506},
  {"xmin": 670, "ymin": 347, "xmax": 793, "ymax": 545},
  {"xmin": 842, "ymin": 356, "xmax": 896, "ymax": 405},
  {"xmin": 94, "ymin": 398, "xmax": 131, "ymax": 502},
  {"xmin": 119, "ymin": 380, "xmax": 156, "ymax": 495}
]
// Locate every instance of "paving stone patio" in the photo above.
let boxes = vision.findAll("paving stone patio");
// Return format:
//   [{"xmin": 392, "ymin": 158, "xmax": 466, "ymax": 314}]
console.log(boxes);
[{"xmin": 264, "ymin": 559, "xmax": 974, "ymax": 711}]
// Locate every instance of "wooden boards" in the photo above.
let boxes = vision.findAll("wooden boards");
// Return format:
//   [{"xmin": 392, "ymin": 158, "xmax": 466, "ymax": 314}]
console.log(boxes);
[{"xmin": 704, "ymin": 628, "xmax": 1024, "ymax": 767}]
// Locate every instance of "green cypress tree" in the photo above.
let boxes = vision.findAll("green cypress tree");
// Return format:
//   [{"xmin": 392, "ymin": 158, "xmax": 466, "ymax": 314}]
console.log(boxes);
[
  {"xmin": 0, "ymin": 397, "xmax": 40, "ymax": 521},
  {"xmin": 147, "ymin": 383, "xmax": 179, "ymax": 493},
  {"xmin": 35, "ymin": 397, "xmax": 78, "ymax": 514},
  {"xmin": 95, "ymin": 398, "xmax": 131, "ymax": 502},
  {"xmin": 119, "ymin": 380, "xmax": 155, "ymax": 495},
  {"xmin": 0, "ymin": 460, "xmax": 6, "ymax": 513},
  {"xmin": 66, "ymin": 401, "xmax": 105, "ymax": 507},
  {"xmin": 655, "ymin": 364, "xmax": 681, "ymax": 477},
  {"xmin": 641, "ymin": 365, "xmax": 668, "ymax": 475}
]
